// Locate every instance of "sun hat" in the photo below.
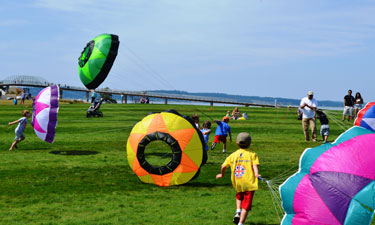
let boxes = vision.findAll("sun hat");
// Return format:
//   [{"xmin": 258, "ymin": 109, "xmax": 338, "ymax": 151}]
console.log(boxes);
[{"xmin": 307, "ymin": 91, "xmax": 314, "ymax": 95}]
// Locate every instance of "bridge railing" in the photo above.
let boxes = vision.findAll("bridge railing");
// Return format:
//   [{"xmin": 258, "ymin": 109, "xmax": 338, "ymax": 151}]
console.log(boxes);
[{"xmin": 0, "ymin": 81, "xmax": 277, "ymax": 107}]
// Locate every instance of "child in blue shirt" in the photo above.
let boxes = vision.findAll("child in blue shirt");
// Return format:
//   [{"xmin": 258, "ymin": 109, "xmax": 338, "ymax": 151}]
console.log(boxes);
[
  {"xmin": 200, "ymin": 120, "xmax": 211, "ymax": 151},
  {"xmin": 8, "ymin": 110, "xmax": 31, "ymax": 151},
  {"xmin": 211, "ymin": 116, "xmax": 232, "ymax": 153}
]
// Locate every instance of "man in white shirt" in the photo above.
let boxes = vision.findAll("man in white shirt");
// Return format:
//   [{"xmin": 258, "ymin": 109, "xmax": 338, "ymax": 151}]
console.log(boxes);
[{"xmin": 300, "ymin": 91, "xmax": 318, "ymax": 141}]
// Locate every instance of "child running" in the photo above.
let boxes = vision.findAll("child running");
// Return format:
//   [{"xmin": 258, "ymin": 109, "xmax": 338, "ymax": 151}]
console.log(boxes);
[
  {"xmin": 8, "ymin": 110, "xmax": 31, "ymax": 151},
  {"xmin": 216, "ymin": 132, "xmax": 260, "ymax": 225},
  {"xmin": 211, "ymin": 116, "xmax": 232, "ymax": 153},
  {"xmin": 200, "ymin": 120, "xmax": 211, "ymax": 151}
]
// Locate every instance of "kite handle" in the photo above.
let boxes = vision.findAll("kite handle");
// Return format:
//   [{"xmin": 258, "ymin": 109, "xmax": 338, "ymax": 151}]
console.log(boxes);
[{"xmin": 258, "ymin": 176, "xmax": 266, "ymax": 182}]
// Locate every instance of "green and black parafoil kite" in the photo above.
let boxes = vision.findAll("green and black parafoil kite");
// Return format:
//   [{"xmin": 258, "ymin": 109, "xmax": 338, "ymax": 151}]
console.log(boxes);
[{"xmin": 78, "ymin": 34, "xmax": 119, "ymax": 89}]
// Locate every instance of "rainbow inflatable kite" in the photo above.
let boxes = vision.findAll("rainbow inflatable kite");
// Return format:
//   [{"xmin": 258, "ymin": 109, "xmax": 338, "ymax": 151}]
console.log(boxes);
[
  {"xmin": 280, "ymin": 126, "xmax": 375, "ymax": 225},
  {"xmin": 127, "ymin": 110, "xmax": 207, "ymax": 186}
]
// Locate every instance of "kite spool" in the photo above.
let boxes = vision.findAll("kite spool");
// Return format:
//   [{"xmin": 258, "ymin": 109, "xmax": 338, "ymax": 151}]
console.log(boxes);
[{"xmin": 127, "ymin": 110, "xmax": 207, "ymax": 186}]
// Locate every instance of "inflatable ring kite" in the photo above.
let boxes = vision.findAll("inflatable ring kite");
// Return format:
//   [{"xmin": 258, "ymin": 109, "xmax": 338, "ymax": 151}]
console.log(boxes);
[
  {"xmin": 127, "ymin": 110, "xmax": 207, "ymax": 186},
  {"xmin": 78, "ymin": 33, "xmax": 119, "ymax": 89}
]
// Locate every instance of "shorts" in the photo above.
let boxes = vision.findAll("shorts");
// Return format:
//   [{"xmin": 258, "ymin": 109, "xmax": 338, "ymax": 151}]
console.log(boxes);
[
  {"xmin": 213, "ymin": 135, "xmax": 227, "ymax": 144},
  {"xmin": 343, "ymin": 106, "xmax": 353, "ymax": 116},
  {"xmin": 15, "ymin": 132, "xmax": 25, "ymax": 141},
  {"xmin": 320, "ymin": 124, "xmax": 330, "ymax": 136},
  {"xmin": 354, "ymin": 104, "xmax": 363, "ymax": 110},
  {"xmin": 236, "ymin": 191, "xmax": 255, "ymax": 211}
]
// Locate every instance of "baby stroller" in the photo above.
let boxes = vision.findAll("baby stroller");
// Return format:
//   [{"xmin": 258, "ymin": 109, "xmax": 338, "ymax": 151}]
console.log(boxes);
[{"xmin": 86, "ymin": 98, "xmax": 104, "ymax": 118}]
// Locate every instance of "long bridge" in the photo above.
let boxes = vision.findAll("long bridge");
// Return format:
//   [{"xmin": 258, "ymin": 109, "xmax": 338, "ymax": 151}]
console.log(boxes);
[{"xmin": 0, "ymin": 75, "xmax": 278, "ymax": 108}]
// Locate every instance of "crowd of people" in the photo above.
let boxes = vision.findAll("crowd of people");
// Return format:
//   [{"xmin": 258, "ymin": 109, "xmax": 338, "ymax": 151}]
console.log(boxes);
[
  {"xmin": 139, "ymin": 96, "xmax": 149, "ymax": 104},
  {"xmin": 299, "ymin": 89, "xmax": 365, "ymax": 143},
  {"xmin": 11, "ymin": 89, "xmax": 32, "ymax": 105}
]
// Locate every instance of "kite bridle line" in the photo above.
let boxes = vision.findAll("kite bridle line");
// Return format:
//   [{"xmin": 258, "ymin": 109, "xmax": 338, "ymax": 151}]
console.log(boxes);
[{"xmin": 258, "ymin": 176, "xmax": 283, "ymax": 222}]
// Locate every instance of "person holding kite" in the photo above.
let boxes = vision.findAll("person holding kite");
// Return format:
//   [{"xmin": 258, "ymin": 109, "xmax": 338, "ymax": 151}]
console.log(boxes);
[
  {"xmin": 300, "ymin": 91, "xmax": 318, "ymax": 141},
  {"xmin": 8, "ymin": 110, "xmax": 31, "ymax": 151},
  {"xmin": 216, "ymin": 132, "xmax": 260, "ymax": 225}
]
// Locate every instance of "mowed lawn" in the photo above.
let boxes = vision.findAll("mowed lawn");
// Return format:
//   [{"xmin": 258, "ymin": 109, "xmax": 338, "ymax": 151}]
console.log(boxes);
[{"xmin": 0, "ymin": 101, "xmax": 371, "ymax": 225}]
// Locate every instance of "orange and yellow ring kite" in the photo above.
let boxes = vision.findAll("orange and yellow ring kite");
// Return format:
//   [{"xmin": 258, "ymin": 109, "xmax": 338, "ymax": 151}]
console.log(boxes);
[{"xmin": 126, "ymin": 110, "xmax": 206, "ymax": 186}]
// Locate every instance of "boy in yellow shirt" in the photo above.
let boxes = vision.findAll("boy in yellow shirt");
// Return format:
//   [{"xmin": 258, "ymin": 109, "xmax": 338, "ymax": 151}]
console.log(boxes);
[{"xmin": 216, "ymin": 132, "xmax": 260, "ymax": 225}]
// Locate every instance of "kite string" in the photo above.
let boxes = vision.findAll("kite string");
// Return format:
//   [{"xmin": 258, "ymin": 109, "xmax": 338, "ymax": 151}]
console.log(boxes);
[
  {"xmin": 114, "ymin": 43, "xmax": 216, "ymax": 121},
  {"xmin": 323, "ymin": 110, "xmax": 351, "ymax": 131},
  {"xmin": 269, "ymin": 165, "xmax": 299, "ymax": 184}
]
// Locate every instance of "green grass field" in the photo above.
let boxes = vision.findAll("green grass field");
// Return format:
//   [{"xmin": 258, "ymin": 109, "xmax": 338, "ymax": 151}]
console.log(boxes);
[{"xmin": 0, "ymin": 101, "xmax": 373, "ymax": 225}]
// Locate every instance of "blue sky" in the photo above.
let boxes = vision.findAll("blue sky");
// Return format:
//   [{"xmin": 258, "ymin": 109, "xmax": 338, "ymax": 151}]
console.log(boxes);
[{"xmin": 1, "ymin": 0, "xmax": 374, "ymax": 101}]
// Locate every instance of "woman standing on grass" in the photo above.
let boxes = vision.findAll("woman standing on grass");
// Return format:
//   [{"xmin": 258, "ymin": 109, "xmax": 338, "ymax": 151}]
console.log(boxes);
[{"xmin": 354, "ymin": 92, "xmax": 364, "ymax": 118}]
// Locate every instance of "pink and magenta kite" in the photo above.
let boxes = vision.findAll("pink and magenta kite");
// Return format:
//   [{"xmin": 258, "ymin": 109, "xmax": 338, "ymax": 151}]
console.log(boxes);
[{"xmin": 31, "ymin": 85, "xmax": 60, "ymax": 143}]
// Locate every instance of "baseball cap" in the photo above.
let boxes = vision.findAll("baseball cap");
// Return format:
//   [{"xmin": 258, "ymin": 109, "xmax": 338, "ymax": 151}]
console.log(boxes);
[
  {"xmin": 236, "ymin": 132, "xmax": 252, "ymax": 147},
  {"xmin": 222, "ymin": 116, "xmax": 230, "ymax": 122},
  {"xmin": 307, "ymin": 91, "xmax": 314, "ymax": 96}
]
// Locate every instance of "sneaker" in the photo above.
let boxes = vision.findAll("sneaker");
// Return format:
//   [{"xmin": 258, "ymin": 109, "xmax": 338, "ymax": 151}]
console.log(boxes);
[
  {"xmin": 222, "ymin": 149, "xmax": 226, "ymax": 153},
  {"xmin": 233, "ymin": 213, "xmax": 240, "ymax": 224},
  {"xmin": 210, "ymin": 142, "xmax": 216, "ymax": 150}
]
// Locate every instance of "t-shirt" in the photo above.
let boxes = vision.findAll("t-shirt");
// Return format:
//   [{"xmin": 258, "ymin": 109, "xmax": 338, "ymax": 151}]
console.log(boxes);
[
  {"xmin": 215, "ymin": 121, "xmax": 231, "ymax": 136},
  {"xmin": 15, "ymin": 117, "xmax": 27, "ymax": 134},
  {"xmin": 318, "ymin": 113, "xmax": 329, "ymax": 125},
  {"xmin": 300, "ymin": 97, "xmax": 318, "ymax": 119},
  {"xmin": 223, "ymin": 149, "xmax": 260, "ymax": 192},
  {"xmin": 200, "ymin": 128, "xmax": 210, "ymax": 144},
  {"xmin": 344, "ymin": 95, "xmax": 355, "ymax": 106},
  {"xmin": 355, "ymin": 97, "xmax": 363, "ymax": 104}
]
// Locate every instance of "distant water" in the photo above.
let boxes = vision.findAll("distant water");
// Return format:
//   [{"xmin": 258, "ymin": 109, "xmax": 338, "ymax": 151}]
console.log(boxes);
[{"xmin": 14, "ymin": 86, "xmax": 344, "ymax": 109}]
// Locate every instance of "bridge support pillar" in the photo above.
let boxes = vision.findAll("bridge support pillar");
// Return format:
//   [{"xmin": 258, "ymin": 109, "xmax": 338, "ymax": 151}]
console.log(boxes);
[
  {"xmin": 122, "ymin": 95, "xmax": 127, "ymax": 104},
  {"xmin": 210, "ymin": 101, "xmax": 213, "ymax": 106},
  {"xmin": 164, "ymin": 98, "xmax": 168, "ymax": 104},
  {"xmin": 59, "ymin": 87, "xmax": 63, "ymax": 99}
]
